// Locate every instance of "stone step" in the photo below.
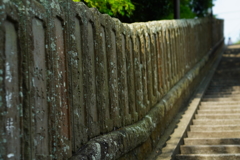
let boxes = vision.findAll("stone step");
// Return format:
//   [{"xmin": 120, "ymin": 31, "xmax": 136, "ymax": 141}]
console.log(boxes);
[
  {"xmin": 199, "ymin": 103, "xmax": 240, "ymax": 107},
  {"xmin": 195, "ymin": 114, "xmax": 240, "ymax": 119},
  {"xmin": 209, "ymin": 82, "xmax": 240, "ymax": 87},
  {"xmin": 204, "ymin": 94, "xmax": 240, "ymax": 97},
  {"xmin": 203, "ymin": 94, "xmax": 240, "ymax": 98},
  {"xmin": 209, "ymin": 85, "xmax": 240, "ymax": 88},
  {"xmin": 210, "ymin": 81, "xmax": 240, "ymax": 83},
  {"xmin": 184, "ymin": 138, "xmax": 240, "ymax": 145},
  {"xmin": 206, "ymin": 90, "xmax": 240, "ymax": 93},
  {"xmin": 199, "ymin": 106, "xmax": 240, "ymax": 110},
  {"xmin": 206, "ymin": 90, "xmax": 240, "ymax": 94},
  {"xmin": 190, "ymin": 125, "xmax": 240, "ymax": 131},
  {"xmin": 193, "ymin": 119, "xmax": 240, "ymax": 125},
  {"xmin": 176, "ymin": 154, "xmax": 240, "ymax": 160},
  {"xmin": 207, "ymin": 88, "xmax": 240, "ymax": 92},
  {"xmin": 187, "ymin": 131, "xmax": 240, "ymax": 138},
  {"xmin": 205, "ymin": 91, "xmax": 240, "ymax": 94},
  {"xmin": 210, "ymin": 78, "xmax": 240, "ymax": 81},
  {"xmin": 197, "ymin": 109, "xmax": 240, "ymax": 114},
  {"xmin": 202, "ymin": 97, "xmax": 240, "ymax": 101},
  {"xmin": 200, "ymin": 101, "xmax": 240, "ymax": 105},
  {"xmin": 207, "ymin": 86, "xmax": 240, "ymax": 89},
  {"xmin": 208, "ymin": 85, "xmax": 240, "ymax": 88},
  {"xmin": 210, "ymin": 80, "xmax": 240, "ymax": 83},
  {"xmin": 180, "ymin": 145, "xmax": 240, "ymax": 154}
]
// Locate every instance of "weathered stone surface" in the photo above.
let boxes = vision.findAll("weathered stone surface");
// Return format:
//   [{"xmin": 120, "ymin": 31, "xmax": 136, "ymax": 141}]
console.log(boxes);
[
  {"xmin": 0, "ymin": 0, "xmax": 224, "ymax": 159},
  {"xmin": 71, "ymin": 46, "xmax": 223, "ymax": 159}
]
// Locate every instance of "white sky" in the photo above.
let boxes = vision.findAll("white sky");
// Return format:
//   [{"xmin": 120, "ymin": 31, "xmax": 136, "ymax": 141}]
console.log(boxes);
[{"xmin": 213, "ymin": 0, "xmax": 240, "ymax": 43}]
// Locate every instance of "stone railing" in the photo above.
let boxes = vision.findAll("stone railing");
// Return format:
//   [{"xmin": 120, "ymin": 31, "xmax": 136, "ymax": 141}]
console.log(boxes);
[{"xmin": 0, "ymin": 0, "xmax": 223, "ymax": 159}]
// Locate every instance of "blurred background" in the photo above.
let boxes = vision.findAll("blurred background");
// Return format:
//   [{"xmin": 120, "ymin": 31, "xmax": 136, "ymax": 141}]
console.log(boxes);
[{"xmin": 213, "ymin": 0, "xmax": 240, "ymax": 44}]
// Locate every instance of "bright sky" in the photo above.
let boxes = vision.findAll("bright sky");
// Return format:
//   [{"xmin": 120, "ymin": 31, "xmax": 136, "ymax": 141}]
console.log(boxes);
[{"xmin": 213, "ymin": 0, "xmax": 240, "ymax": 43}]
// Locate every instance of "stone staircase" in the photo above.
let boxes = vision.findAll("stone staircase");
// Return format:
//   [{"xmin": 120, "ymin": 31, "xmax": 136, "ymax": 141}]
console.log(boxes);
[{"xmin": 176, "ymin": 49, "xmax": 240, "ymax": 160}]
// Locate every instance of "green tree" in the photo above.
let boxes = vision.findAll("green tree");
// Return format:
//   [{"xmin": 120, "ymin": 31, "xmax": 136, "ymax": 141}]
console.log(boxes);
[
  {"xmin": 73, "ymin": 0, "xmax": 135, "ymax": 17},
  {"xmin": 190, "ymin": 0, "xmax": 214, "ymax": 17},
  {"xmin": 118, "ymin": 0, "xmax": 172, "ymax": 22},
  {"xmin": 163, "ymin": 0, "xmax": 197, "ymax": 20},
  {"xmin": 180, "ymin": 0, "xmax": 197, "ymax": 19},
  {"xmin": 114, "ymin": 0, "xmax": 213, "ymax": 22},
  {"xmin": 72, "ymin": 0, "xmax": 214, "ymax": 23}
]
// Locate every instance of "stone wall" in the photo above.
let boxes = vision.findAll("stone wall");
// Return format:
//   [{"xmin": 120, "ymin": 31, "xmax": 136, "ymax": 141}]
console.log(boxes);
[{"xmin": 0, "ymin": 0, "xmax": 223, "ymax": 159}]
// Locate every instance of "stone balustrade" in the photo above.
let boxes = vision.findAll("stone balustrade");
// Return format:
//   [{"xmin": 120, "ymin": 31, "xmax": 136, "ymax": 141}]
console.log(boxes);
[{"xmin": 0, "ymin": 0, "xmax": 224, "ymax": 159}]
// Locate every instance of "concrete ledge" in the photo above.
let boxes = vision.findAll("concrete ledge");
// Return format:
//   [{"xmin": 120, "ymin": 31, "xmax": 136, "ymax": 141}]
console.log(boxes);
[{"xmin": 70, "ymin": 41, "xmax": 224, "ymax": 160}]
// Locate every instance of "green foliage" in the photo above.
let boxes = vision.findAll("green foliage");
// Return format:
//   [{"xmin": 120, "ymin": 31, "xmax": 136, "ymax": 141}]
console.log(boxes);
[
  {"xmin": 72, "ymin": 0, "xmax": 213, "ymax": 22},
  {"xmin": 190, "ymin": 0, "xmax": 214, "ymax": 17},
  {"xmin": 161, "ymin": 0, "xmax": 196, "ymax": 20},
  {"xmin": 73, "ymin": 0, "xmax": 135, "ymax": 17},
  {"xmin": 116, "ymin": 0, "xmax": 212, "ymax": 22},
  {"xmin": 180, "ymin": 0, "xmax": 196, "ymax": 19},
  {"xmin": 119, "ymin": 0, "xmax": 172, "ymax": 22}
]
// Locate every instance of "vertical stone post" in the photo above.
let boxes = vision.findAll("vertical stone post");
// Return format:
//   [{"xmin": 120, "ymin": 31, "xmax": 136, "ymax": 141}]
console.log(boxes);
[
  {"xmin": 132, "ymin": 23, "xmax": 149, "ymax": 116},
  {"xmin": 68, "ymin": 1, "xmax": 88, "ymax": 152},
  {"xmin": 0, "ymin": 1, "xmax": 23, "ymax": 159},
  {"xmin": 129, "ymin": 24, "xmax": 144, "ymax": 120},
  {"xmin": 47, "ymin": 0, "xmax": 72, "ymax": 158},
  {"xmin": 114, "ymin": 19, "xmax": 131, "ymax": 126},
  {"xmin": 104, "ymin": 14, "xmax": 121, "ymax": 128},
  {"xmin": 26, "ymin": 0, "xmax": 52, "ymax": 159},
  {"xmin": 160, "ymin": 23, "xmax": 168, "ymax": 94},
  {"xmin": 124, "ymin": 24, "xmax": 138, "ymax": 123},
  {"xmin": 147, "ymin": 22, "xmax": 160, "ymax": 106}
]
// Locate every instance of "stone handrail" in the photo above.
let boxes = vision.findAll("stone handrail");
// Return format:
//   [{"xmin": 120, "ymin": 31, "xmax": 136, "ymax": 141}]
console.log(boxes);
[{"xmin": 0, "ymin": 0, "xmax": 223, "ymax": 159}]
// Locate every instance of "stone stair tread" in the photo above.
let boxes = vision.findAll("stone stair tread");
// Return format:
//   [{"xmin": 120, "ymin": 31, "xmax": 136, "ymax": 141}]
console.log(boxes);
[
  {"xmin": 190, "ymin": 125, "xmax": 240, "ymax": 131},
  {"xmin": 196, "ymin": 113, "xmax": 240, "ymax": 115},
  {"xmin": 188, "ymin": 131, "xmax": 240, "ymax": 138},
  {"xmin": 200, "ymin": 104, "xmax": 240, "ymax": 107},
  {"xmin": 208, "ymin": 85, "xmax": 240, "ymax": 87},
  {"xmin": 199, "ymin": 106, "xmax": 240, "ymax": 109},
  {"xmin": 198, "ymin": 110, "xmax": 240, "ymax": 113},
  {"xmin": 203, "ymin": 97, "xmax": 240, "ymax": 99},
  {"xmin": 193, "ymin": 119, "xmax": 240, "ymax": 125},
  {"xmin": 205, "ymin": 91, "xmax": 240, "ymax": 94},
  {"xmin": 202, "ymin": 99, "xmax": 240, "ymax": 102},
  {"xmin": 195, "ymin": 114, "xmax": 240, "ymax": 119},
  {"xmin": 205, "ymin": 94, "xmax": 240, "ymax": 97},
  {"xmin": 207, "ymin": 87, "xmax": 240, "ymax": 89},
  {"xmin": 210, "ymin": 88, "xmax": 240, "ymax": 90},
  {"xmin": 206, "ymin": 90, "xmax": 240, "ymax": 92},
  {"xmin": 200, "ymin": 103, "xmax": 240, "ymax": 105},
  {"xmin": 210, "ymin": 81, "xmax": 240, "ymax": 83},
  {"xmin": 176, "ymin": 154, "xmax": 240, "ymax": 160},
  {"xmin": 198, "ymin": 108, "xmax": 240, "ymax": 112},
  {"xmin": 184, "ymin": 138, "xmax": 240, "ymax": 145},
  {"xmin": 203, "ymin": 95, "xmax": 240, "ymax": 98},
  {"xmin": 208, "ymin": 86, "xmax": 240, "ymax": 88},
  {"xmin": 208, "ymin": 85, "xmax": 240, "ymax": 88},
  {"xmin": 208, "ymin": 89, "xmax": 240, "ymax": 91},
  {"xmin": 180, "ymin": 145, "xmax": 240, "ymax": 154},
  {"xmin": 200, "ymin": 102, "xmax": 240, "ymax": 105},
  {"xmin": 206, "ymin": 91, "xmax": 240, "ymax": 93}
]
